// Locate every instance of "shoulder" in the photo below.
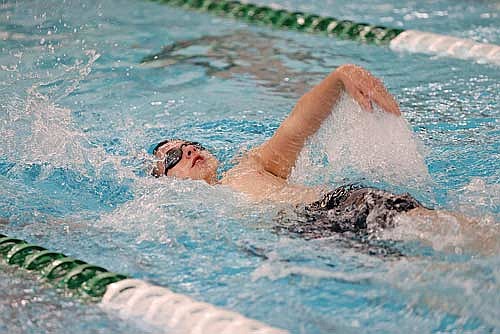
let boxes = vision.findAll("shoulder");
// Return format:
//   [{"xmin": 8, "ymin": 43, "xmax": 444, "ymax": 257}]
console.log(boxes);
[{"xmin": 221, "ymin": 150, "xmax": 265, "ymax": 183}]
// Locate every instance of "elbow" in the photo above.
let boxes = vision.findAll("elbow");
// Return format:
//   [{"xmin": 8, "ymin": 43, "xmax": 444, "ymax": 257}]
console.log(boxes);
[{"xmin": 336, "ymin": 63, "xmax": 362, "ymax": 73}]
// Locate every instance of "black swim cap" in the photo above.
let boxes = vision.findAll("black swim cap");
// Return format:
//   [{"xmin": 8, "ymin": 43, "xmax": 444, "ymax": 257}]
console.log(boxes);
[{"xmin": 151, "ymin": 139, "xmax": 173, "ymax": 155}]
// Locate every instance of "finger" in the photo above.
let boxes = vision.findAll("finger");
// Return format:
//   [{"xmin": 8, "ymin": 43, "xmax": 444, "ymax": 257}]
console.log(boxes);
[
  {"xmin": 386, "ymin": 98, "xmax": 401, "ymax": 116},
  {"xmin": 373, "ymin": 93, "xmax": 400, "ymax": 116},
  {"xmin": 369, "ymin": 79, "xmax": 401, "ymax": 116},
  {"xmin": 368, "ymin": 83, "xmax": 399, "ymax": 115}
]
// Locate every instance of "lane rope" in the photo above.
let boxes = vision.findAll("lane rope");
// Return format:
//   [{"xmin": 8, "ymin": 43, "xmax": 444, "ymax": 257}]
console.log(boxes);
[
  {"xmin": 102, "ymin": 279, "xmax": 288, "ymax": 334},
  {"xmin": 152, "ymin": 0, "xmax": 404, "ymax": 44},
  {"xmin": 149, "ymin": 0, "xmax": 500, "ymax": 65},
  {"xmin": 389, "ymin": 30, "xmax": 500, "ymax": 65},
  {"xmin": 0, "ymin": 233, "xmax": 288, "ymax": 334}
]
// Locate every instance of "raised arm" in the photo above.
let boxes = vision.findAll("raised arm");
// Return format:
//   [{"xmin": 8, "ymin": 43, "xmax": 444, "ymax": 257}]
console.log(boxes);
[{"xmin": 254, "ymin": 64, "xmax": 401, "ymax": 179}]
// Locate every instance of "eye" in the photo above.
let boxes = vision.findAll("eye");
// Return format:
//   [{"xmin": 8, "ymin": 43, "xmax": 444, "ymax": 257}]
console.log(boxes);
[{"xmin": 165, "ymin": 149, "xmax": 182, "ymax": 166}]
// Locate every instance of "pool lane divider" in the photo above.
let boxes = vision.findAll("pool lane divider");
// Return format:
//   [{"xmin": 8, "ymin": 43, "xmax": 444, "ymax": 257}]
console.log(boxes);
[
  {"xmin": 0, "ymin": 233, "xmax": 288, "ymax": 334},
  {"xmin": 149, "ymin": 0, "xmax": 500, "ymax": 66}
]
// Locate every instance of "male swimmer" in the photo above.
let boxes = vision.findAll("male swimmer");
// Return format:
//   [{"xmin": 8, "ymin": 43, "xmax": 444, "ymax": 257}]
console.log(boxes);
[{"xmin": 150, "ymin": 64, "xmax": 498, "ymax": 252}]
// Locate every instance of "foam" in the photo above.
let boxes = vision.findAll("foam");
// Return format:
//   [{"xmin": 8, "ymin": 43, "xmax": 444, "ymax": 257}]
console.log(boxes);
[
  {"xmin": 449, "ymin": 178, "xmax": 500, "ymax": 219},
  {"xmin": 290, "ymin": 93, "xmax": 431, "ymax": 190},
  {"xmin": 0, "ymin": 50, "xmax": 139, "ymax": 181},
  {"xmin": 383, "ymin": 210, "xmax": 500, "ymax": 256},
  {"xmin": 96, "ymin": 175, "xmax": 254, "ymax": 243}
]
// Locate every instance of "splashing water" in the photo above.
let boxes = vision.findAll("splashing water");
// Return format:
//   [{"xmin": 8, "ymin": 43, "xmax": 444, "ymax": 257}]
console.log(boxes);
[
  {"xmin": 291, "ymin": 93, "xmax": 431, "ymax": 192},
  {"xmin": 384, "ymin": 210, "xmax": 500, "ymax": 256},
  {"xmin": 449, "ymin": 178, "xmax": 500, "ymax": 218},
  {"xmin": 0, "ymin": 50, "xmax": 139, "ymax": 180}
]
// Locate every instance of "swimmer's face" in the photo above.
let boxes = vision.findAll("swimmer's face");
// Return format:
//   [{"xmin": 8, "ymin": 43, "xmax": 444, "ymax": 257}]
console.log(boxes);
[{"xmin": 152, "ymin": 140, "xmax": 219, "ymax": 184}]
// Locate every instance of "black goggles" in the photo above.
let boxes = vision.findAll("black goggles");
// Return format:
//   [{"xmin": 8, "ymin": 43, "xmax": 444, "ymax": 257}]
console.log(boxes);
[{"xmin": 161, "ymin": 141, "xmax": 205, "ymax": 176}]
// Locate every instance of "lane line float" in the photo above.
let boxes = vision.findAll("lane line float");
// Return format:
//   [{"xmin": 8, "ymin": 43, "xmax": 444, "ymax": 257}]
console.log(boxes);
[
  {"xmin": 149, "ymin": 0, "xmax": 500, "ymax": 65},
  {"xmin": 0, "ymin": 233, "xmax": 288, "ymax": 334}
]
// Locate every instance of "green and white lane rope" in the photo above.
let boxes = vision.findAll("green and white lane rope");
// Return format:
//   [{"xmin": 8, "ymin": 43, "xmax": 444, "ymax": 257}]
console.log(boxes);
[
  {"xmin": 150, "ymin": 0, "xmax": 500, "ymax": 66},
  {"xmin": 0, "ymin": 233, "xmax": 288, "ymax": 334}
]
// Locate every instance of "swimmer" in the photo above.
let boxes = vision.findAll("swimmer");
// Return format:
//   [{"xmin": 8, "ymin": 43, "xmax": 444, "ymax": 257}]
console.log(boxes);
[
  {"xmin": 150, "ymin": 64, "xmax": 499, "ymax": 253},
  {"xmin": 151, "ymin": 64, "xmax": 400, "ymax": 201}
]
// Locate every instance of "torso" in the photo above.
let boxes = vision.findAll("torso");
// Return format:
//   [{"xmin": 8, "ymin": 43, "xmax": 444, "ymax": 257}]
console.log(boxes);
[
  {"xmin": 219, "ymin": 155, "xmax": 498, "ymax": 256},
  {"xmin": 220, "ymin": 155, "xmax": 320, "ymax": 204}
]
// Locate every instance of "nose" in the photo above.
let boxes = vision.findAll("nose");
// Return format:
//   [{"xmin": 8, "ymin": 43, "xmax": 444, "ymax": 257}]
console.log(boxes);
[{"xmin": 182, "ymin": 143, "xmax": 198, "ymax": 159}]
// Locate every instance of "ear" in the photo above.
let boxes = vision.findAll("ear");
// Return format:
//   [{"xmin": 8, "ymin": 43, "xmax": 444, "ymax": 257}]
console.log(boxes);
[{"xmin": 151, "ymin": 166, "xmax": 161, "ymax": 178}]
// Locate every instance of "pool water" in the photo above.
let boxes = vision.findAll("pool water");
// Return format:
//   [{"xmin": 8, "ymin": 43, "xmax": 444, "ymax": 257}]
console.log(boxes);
[{"xmin": 1, "ymin": 0, "xmax": 499, "ymax": 333}]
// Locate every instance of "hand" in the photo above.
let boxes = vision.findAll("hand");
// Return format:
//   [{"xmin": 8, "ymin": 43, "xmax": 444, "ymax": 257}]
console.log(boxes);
[{"xmin": 336, "ymin": 64, "xmax": 401, "ymax": 116}]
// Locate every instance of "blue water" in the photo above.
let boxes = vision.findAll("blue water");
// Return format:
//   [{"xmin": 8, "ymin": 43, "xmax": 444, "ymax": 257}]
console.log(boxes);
[{"xmin": 1, "ymin": 0, "xmax": 499, "ymax": 333}]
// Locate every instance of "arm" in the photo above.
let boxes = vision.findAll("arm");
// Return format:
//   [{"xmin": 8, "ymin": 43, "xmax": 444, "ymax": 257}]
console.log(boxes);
[{"xmin": 253, "ymin": 64, "xmax": 401, "ymax": 179}]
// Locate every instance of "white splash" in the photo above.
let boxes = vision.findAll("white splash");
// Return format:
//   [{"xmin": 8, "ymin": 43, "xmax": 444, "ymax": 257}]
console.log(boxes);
[
  {"xmin": 449, "ymin": 178, "xmax": 500, "ymax": 220},
  {"xmin": 383, "ymin": 210, "xmax": 500, "ymax": 256},
  {"xmin": 97, "ymin": 176, "xmax": 249, "ymax": 243},
  {"xmin": 0, "ymin": 50, "xmax": 137, "ymax": 180},
  {"xmin": 290, "ymin": 93, "xmax": 431, "ymax": 189}
]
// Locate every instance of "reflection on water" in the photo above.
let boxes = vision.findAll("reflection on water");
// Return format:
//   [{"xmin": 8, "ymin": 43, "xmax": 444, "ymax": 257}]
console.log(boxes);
[{"xmin": 142, "ymin": 30, "xmax": 327, "ymax": 96}]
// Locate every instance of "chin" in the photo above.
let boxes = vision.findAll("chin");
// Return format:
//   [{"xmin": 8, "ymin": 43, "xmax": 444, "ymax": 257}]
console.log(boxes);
[
  {"xmin": 199, "ymin": 161, "xmax": 218, "ymax": 184},
  {"xmin": 197, "ymin": 168, "xmax": 216, "ymax": 184}
]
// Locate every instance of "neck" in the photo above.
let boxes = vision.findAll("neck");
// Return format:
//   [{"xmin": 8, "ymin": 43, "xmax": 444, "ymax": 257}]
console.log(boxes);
[{"xmin": 204, "ymin": 173, "xmax": 219, "ymax": 185}]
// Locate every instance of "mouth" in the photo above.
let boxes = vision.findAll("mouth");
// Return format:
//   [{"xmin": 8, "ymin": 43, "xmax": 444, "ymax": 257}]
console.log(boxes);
[{"xmin": 191, "ymin": 155, "xmax": 205, "ymax": 167}]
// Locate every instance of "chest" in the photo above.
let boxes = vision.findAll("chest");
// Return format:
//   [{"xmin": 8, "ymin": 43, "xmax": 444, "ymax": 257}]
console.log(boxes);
[
  {"xmin": 220, "ymin": 161, "xmax": 319, "ymax": 203},
  {"xmin": 221, "ymin": 165, "xmax": 286, "ymax": 199}
]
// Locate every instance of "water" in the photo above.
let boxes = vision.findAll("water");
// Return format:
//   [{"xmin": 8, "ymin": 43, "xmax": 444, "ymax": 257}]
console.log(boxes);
[{"xmin": 1, "ymin": 0, "xmax": 499, "ymax": 333}]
